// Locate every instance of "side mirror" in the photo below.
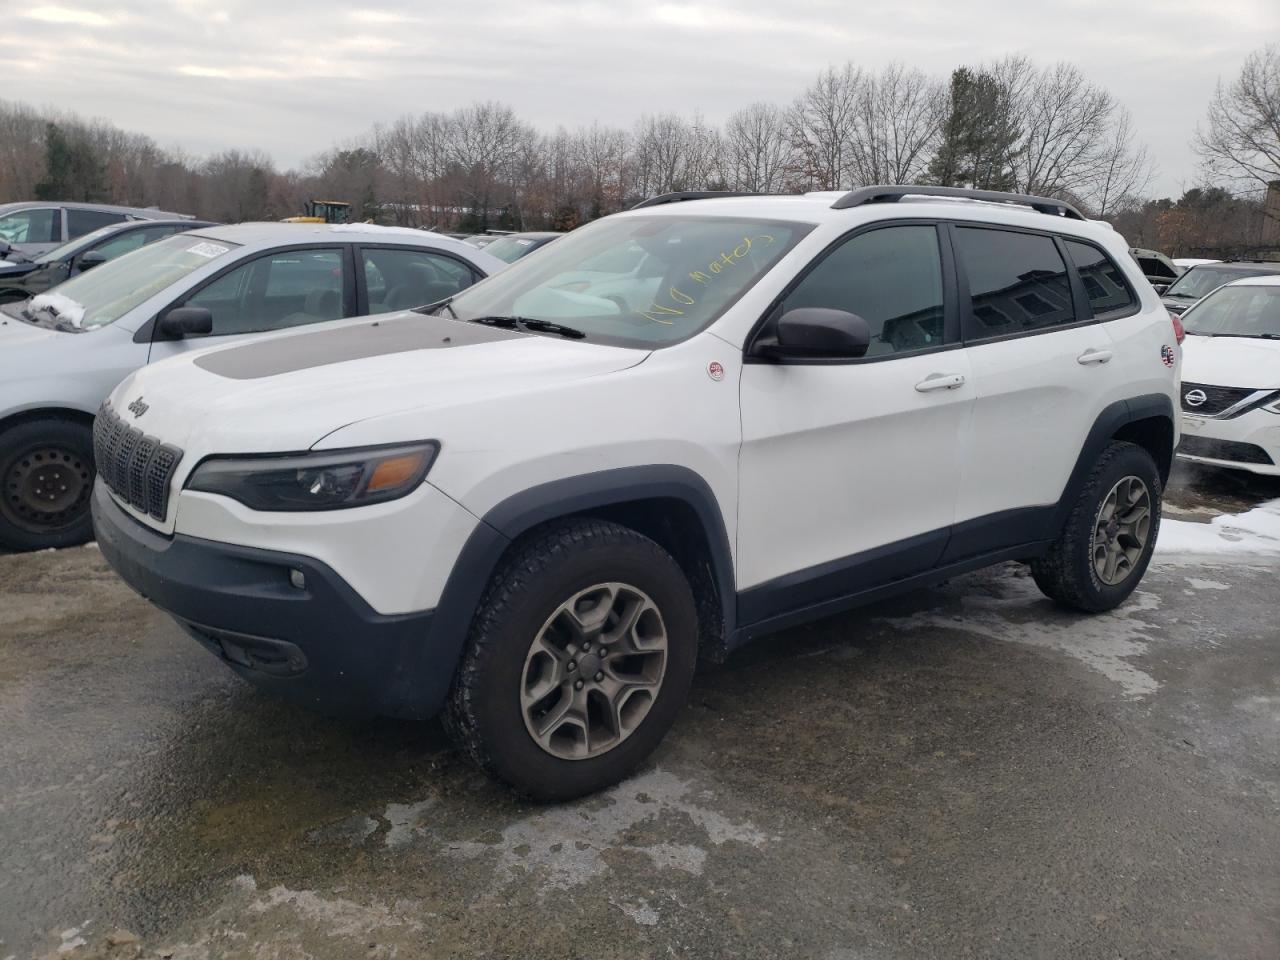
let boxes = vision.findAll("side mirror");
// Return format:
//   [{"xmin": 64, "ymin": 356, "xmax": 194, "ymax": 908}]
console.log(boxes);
[
  {"xmin": 761, "ymin": 307, "xmax": 871, "ymax": 359},
  {"xmin": 1151, "ymin": 283, "xmax": 1169, "ymax": 295},
  {"xmin": 159, "ymin": 306, "xmax": 213, "ymax": 339},
  {"xmin": 76, "ymin": 250, "xmax": 107, "ymax": 272}
]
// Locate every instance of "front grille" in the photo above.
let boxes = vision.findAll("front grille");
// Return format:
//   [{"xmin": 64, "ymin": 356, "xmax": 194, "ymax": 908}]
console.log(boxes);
[
  {"xmin": 93, "ymin": 403, "xmax": 184, "ymax": 520},
  {"xmin": 1180, "ymin": 382, "xmax": 1261, "ymax": 417},
  {"xmin": 1178, "ymin": 436, "xmax": 1275, "ymax": 465}
]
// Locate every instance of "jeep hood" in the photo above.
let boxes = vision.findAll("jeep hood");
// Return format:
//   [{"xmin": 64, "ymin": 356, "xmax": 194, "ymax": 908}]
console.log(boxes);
[
  {"xmin": 109, "ymin": 313, "xmax": 649, "ymax": 458},
  {"xmin": 1181, "ymin": 334, "xmax": 1280, "ymax": 390}
]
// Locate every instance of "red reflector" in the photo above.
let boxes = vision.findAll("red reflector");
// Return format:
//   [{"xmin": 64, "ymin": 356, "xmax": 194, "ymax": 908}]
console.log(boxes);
[{"xmin": 1169, "ymin": 311, "xmax": 1185, "ymax": 345}]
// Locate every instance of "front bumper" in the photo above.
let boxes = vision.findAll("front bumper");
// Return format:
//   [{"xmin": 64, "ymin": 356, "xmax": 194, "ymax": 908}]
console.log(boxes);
[
  {"xmin": 1178, "ymin": 409, "xmax": 1280, "ymax": 477},
  {"xmin": 92, "ymin": 481, "xmax": 449, "ymax": 717}
]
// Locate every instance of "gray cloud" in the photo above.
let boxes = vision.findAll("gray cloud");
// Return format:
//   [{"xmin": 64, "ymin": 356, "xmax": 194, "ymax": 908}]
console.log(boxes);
[{"xmin": 7, "ymin": 0, "xmax": 1279, "ymax": 196}]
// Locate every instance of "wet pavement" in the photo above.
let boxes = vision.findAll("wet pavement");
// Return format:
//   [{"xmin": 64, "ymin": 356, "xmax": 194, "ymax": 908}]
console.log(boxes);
[{"xmin": 2, "ymin": 463, "xmax": 1278, "ymax": 959}]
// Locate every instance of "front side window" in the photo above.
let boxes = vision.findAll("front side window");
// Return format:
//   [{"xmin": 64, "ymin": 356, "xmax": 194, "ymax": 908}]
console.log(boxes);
[
  {"xmin": 0, "ymin": 207, "xmax": 60, "ymax": 244},
  {"xmin": 443, "ymin": 215, "xmax": 811, "ymax": 348},
  {"xmin": 67, "ymin": 208, "xmax": 125, "ymax": 237},
  {"xmin": 778, "ymin": 224, "xmax": 947, "ymax": 357},
  {"xmin": 1065, "ymin": 240, "xmax": 1136, "ymax": 318},
  {"xmin": 956, "ymin": 228, "xmax": 1074, "ymax": 338},
  {"xmin": 362, "ymin": 247, "xmax": 476, "ymax": 313},
  {"xmin": 185, "ymin": 248, "xmax": 346, "ymax": 335},
  {"xmin": 1182, "ymin": 285, "xmax": 1280, "ymax": 338},
  {"xmin": 26, "ymin": 233, "xmax": 239, "ymax": 332}
]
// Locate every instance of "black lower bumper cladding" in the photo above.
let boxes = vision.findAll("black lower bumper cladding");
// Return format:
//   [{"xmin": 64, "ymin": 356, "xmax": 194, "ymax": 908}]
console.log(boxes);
[{"xmin": 91, "ymin": 481, "xmax": 445, "ymax": 718}]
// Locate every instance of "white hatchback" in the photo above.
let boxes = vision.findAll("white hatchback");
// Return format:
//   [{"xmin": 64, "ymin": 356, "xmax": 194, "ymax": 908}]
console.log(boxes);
[
  {"xmin": 0, "ymin": 222, "xmax": 504, "ymax": 550},
  {"xmin": 1177, "ymin": 275, "xmax": 1280, "ymax": 475}
]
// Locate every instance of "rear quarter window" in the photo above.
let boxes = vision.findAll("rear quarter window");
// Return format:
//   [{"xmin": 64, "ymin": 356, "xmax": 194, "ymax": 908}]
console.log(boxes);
[{"xmin": 1064, "ymin": 240, "xmax": 1137, "ymax": 319}]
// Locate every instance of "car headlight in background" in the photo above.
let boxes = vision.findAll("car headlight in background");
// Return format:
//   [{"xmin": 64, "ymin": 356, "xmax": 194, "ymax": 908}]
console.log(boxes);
[{"xmin": 186, "ymin": 442, "xmax": 439, "ymax": 511}]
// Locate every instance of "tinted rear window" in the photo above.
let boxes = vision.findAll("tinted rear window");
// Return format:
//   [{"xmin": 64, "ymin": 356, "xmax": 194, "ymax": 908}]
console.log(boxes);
[{"xmin": 955, "ymin": 228, "xmax": 1075, "ymax": 338}]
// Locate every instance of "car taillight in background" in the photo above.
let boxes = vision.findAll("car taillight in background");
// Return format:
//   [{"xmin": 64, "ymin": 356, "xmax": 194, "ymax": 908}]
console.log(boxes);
[{"xmin": 1169, "ymin": 311, "xmax": 1185, "ymax": 345}]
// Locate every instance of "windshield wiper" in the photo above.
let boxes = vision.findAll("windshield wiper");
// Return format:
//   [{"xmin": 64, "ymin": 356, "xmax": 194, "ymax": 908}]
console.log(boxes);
[
  {"xmin": 1197, "ymin": 332, "xmax": 1280, "ymax": 339},
  {"xmin": 466, "ymin": 315, "xmax": 587, "ymax": 340}
]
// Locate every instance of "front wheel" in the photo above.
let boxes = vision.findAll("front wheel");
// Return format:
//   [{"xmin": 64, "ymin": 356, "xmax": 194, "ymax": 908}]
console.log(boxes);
[
  {"xmin": 1031, "ymin": 440, "xmax": 1162, "ymax": 612},
  {"xmin": 445, "ymin": 519, "xmax": 697, "ymax": 800},
  {"xmin": 0, "ymin": 418, "xmax": 96, "ymax": 551}
]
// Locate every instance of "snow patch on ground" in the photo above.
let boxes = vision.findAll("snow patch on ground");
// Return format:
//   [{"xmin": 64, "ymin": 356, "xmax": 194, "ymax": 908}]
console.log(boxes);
[
  {"xmin": 879, "ymin": 573, "xmax": 1163, "ymax": 698},
  {"xmin": 1185, "ymin": 577, "xmax": 1230, "ymax": 591},
  {"xmin": 382, "ymin": 797, "xmax": 436, "ymax": 848},
  {"xmin": 612, "ymin": 896, "xmax": 661, "ymax": 926},
  {"xmin": 443, "ymin": 768, "xmax": 767, "ymax": 893},
  {"xmin": 1157, "ymin": 500, "xmax": 1280, "ymax": 557},
  {"xmin": 246, "ymin": 883, "xmax": 426, "ymax": 938}
]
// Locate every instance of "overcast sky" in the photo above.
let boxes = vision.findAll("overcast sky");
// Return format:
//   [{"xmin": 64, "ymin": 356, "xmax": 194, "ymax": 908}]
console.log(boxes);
[{"xmin": 5, "ymin": 0, "xmax": 1278, "ymax": 197}]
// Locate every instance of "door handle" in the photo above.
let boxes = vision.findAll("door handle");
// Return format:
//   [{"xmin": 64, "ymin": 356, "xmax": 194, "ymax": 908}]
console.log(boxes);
[
  {"xmin": 1077, "ymin": 348, "xmax": 1113, "ymax": 365},
  {"xmin": 914, "ymin": 373, "xmax": 966, "ymax": 392}
]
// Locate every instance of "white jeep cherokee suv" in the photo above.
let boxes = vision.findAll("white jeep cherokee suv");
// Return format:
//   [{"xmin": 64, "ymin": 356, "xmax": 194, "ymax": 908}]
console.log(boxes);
[{"xmin": 93, "ymin": 187, "xmax": 1181, "ymax": 799}]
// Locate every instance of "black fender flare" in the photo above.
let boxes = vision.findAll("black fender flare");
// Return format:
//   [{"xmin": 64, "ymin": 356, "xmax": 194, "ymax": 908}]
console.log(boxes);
[
  {"xmin": 409, "ymin": 465, "xmax": 737, "ymax": 711},
  {"xmin": 1053, "ymin": 392, "xmax": 1175, "ymax": 528}
]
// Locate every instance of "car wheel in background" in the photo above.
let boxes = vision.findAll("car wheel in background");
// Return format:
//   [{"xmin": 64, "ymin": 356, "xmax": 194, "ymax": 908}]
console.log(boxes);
[{"xmin": 0, "ymin": 418, "xmax": 96, "ymax": 551}]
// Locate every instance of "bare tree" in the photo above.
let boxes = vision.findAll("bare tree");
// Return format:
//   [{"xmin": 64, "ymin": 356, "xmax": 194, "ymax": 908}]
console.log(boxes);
[
  {"xmin": 788, "ymin": 64, "xmax": 862, "ymax": 189},
  {"xmin": 1195, "ymin": 44, "xmax": 1280, "ymax": 193},
  {"xmin": 846, "ymin": 63, "xmax": 945, "ymax": 185},
  {"xmin": 1011, "ymin": 60, "xmax": 1116, "ymax": 197},
  {"xmin": 572, "ymin": 123, "xmax": 629, "ymax": 216},
  {"xmin": 723, "ymin": 102, "xmax": 793, "ymax": 192},
  {"xmin": 1087, "ymin": 106, "xmax": 1155, "ymax": 216}
]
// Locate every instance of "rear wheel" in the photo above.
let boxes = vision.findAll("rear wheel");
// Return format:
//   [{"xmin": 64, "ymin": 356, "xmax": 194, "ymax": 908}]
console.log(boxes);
[
  {"xmin": 0, "ymin": 419, "xmax": 96, "ymax": 551},
  {"xmin": 445, "ymin": 519, "xmax": 697, "ymax": 800},
  {"xmin": 1031, "ymin": 441, "xmax": 1161, "ymax": 612}
]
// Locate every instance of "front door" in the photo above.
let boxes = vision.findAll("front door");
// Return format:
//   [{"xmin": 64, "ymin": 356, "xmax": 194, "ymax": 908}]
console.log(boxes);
[{"xmin": 737, "ymin": 222, "xmax": 972, "ymax": 626}]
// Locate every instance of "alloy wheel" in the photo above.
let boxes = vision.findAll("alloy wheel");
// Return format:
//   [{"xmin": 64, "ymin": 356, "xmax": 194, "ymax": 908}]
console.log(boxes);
[
  {"xmin": 520, "ymin": 582, "xmax": 668, "ymax": 760},
  {"xmin": 1092, "ymin": 475, "xmax": 1152, "ymax": 586}
]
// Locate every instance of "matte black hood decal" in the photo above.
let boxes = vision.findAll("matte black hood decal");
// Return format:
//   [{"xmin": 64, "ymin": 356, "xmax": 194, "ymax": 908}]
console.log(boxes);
[{"xmin": 193, "ymin": 313, "xmax": 525, "ymax": 380}]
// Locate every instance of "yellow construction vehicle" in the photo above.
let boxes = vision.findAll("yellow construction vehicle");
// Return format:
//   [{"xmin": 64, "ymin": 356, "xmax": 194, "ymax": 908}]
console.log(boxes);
[{"xmin": 282, "ymin": 200, "xmax": 351, "ymax": 224}]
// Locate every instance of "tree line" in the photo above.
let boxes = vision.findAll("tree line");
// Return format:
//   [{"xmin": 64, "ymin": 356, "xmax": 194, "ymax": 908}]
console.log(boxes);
[{"xmin": 2, "ymin": 44, "xmax": 1277, "ymax": 256}]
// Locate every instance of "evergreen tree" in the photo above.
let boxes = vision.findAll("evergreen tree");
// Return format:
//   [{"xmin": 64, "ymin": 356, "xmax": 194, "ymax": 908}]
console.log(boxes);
[
  {"xmin": 927, "ymin": 68, "xmax": 1020, "ymax": 191},
  {"xmin": 33, "ymin": 122, "xmax": 106, "ymax": 201}
]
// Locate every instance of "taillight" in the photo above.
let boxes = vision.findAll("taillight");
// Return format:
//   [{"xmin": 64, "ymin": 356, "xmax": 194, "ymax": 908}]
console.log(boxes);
[{"xmin": 1169, "ymin": 311, "xmax": 1185, "ymax": 345}]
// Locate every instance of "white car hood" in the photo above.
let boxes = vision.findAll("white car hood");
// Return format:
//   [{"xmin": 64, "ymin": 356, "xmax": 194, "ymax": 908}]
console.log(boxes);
[
  {"xmin": 0, "ymin": 314, "xmax": 68, "ymax": 349},
  {"xmin": 1181, "ymin": 334, "xmax": 1280, "ymax": 389},
  {"xmin": 110, "ymin": 313, "xmax": 648, "ymax": 462}
]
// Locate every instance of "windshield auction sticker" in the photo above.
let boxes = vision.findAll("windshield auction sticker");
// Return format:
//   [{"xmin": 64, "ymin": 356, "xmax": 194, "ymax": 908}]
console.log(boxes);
[{"xmin": 187, "ymin": 242, "xmax": 230, "ymax": 259}]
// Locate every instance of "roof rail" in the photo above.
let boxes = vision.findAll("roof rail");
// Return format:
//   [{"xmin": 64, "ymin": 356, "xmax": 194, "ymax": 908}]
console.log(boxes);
[
  {"xmin": 831, "ymin": 185, "xmax": 1087, "ymax": 221},
  {"xmin": 631, "ymin": 191, "xmax": 759, "ymax": 210}
]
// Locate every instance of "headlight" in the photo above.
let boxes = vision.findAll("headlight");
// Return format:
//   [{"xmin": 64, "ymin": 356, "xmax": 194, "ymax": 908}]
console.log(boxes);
[{"xmin": 186, "ymin": 442, "xmax": 439, "ymax": 511}]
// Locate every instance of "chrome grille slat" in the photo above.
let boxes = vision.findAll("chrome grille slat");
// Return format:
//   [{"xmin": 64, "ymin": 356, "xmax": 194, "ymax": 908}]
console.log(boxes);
[
  {"xmin": 1180, "ymin": 382, "xmax": 1266, "ymax": 417},
  {"xmin": 93, "ymin": 403, "xmax": 184, "ymax": 523}
]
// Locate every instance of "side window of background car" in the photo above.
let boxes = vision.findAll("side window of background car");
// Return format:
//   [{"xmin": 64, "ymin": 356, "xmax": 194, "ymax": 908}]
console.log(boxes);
[
  {"xmin": 954, "ymin": 228, "xmax": 1074, "ymax": 339},
  {"xmin": 0, "ymin": 207, "xmax": 60, "ymax": 244},
  {"xmin": 67, "ymin": 208, "xmax": 125, "ymax": 238},
  {"xmin": 361, "ymin": 248, "xmax": 477, "ymax": 313},
  {"xmin": 779, "ymin": 224, "xmax": 947, "ymax": 357},
  {"xmin": 1064, "ymin": 240, "xmax": 1136, "ymax": 319},
  {"xmin": 185, "ymin": 248, "xmax": 345, "ymax": 335}
]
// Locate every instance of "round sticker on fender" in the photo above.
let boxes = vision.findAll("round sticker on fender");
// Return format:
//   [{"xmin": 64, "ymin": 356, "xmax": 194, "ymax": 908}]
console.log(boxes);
[{"xmin": 707, "ymin": 361, "xmax": 725, "ymax": 381}]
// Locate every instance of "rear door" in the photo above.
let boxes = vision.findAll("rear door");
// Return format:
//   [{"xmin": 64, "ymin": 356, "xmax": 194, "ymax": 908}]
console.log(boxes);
[
  {"xmin": 737, "ymin": 221, "xmax": 972, "ymax": 624},
  {"xmin": 356, "ymin": 245, "xmax": 482, "ymax": 315},
  {"xmin": 945, "ymin": 224, "xmax": 1127, "ymax": 558}
]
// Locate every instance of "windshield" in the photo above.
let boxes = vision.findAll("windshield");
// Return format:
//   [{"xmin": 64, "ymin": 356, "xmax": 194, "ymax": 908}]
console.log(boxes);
[
  {"xmin": 1183, "ymin": 285, "xmax": 1280, "ymax": 338},
  {"xmin": 33, "ymin": 225, "xmax": 119, "ymax": 264},
  {"xmin": 442, "ymin": 215, "xmax": 811, "ymax": 347},
  {"xmin": 24, "ymin": 233, "xmax": 238, "ymax": 332},
  {"xmin": 1164, "ymin": 265, "xmax": 1276, "ymax": 300}
]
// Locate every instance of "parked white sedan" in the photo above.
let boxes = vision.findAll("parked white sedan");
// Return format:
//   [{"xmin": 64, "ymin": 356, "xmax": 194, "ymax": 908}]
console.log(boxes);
[
  {"xmin": 1177, "ymin": 275, "xmax": 1280, "ymax": 476},
  {"xmin": 0, "ymin": 223, "xmax": 504, "ymax": 550}
]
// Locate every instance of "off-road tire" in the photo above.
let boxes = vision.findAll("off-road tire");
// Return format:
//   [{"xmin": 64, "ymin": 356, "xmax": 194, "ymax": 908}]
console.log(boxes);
[
  {"xmin": 0, "ymin": 418, "xmax": 96, "ymax": 552},
  {"xmin": 1031, "ymin": 440, "xmax": 1162, "ymax": 612},
  {"xmin": 444, "ymin": 518, "xmax": 697, "ymax": 800}
]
